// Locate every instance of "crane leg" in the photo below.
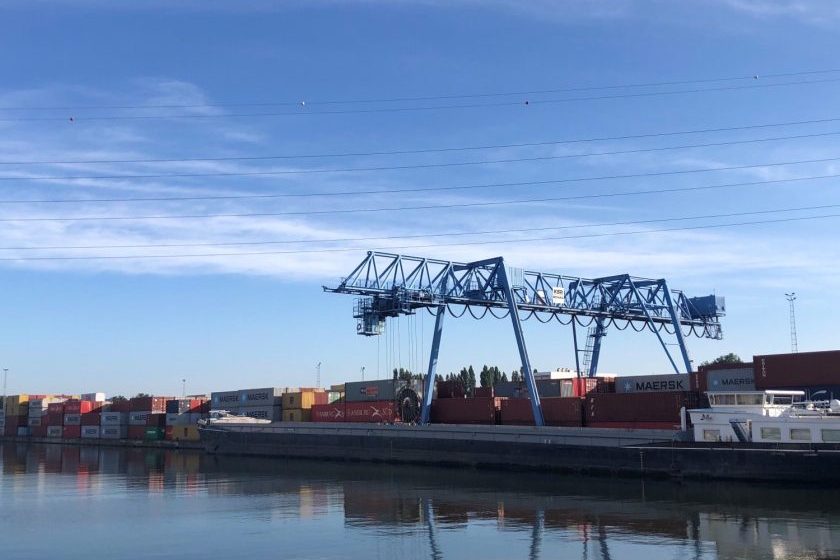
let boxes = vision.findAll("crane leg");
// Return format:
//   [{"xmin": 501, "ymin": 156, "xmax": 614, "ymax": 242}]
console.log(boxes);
[{"xmin": 420, "ymin": 305, "xmax": 445, "ymax": 425}]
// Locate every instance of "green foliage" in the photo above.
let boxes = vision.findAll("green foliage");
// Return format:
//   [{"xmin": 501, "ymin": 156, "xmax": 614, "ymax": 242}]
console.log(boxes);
[
  {"xmin": 133, "ymin": 393, "xmax": 151, "ymax": 398},
  {"xmin": 699, "ymin": 353, "xmax": 743, "ymax": 367}
]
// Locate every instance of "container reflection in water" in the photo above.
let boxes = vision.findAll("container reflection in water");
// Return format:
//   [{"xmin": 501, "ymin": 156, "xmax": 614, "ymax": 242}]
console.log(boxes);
[{"xmin": 0, "ymin": 442, "xmax": 839, "ymax": 559}]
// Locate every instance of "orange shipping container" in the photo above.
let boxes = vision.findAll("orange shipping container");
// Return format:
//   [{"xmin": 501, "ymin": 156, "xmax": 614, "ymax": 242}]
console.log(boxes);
[{"xmin": 282, "ymin": 391, "xmax": 327, "ymax": 410}]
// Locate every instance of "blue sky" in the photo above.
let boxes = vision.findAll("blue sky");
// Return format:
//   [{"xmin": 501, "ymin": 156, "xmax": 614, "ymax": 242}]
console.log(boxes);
[{"xmin": 0, "ymin": 0, "xmax": 838, "ymax": 397}]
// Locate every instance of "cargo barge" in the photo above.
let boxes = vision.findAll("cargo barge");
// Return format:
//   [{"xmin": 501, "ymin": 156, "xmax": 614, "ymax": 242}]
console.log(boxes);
[{"xmin": 198, "ymin": 421, "xmax": 840, "ymax": 483}]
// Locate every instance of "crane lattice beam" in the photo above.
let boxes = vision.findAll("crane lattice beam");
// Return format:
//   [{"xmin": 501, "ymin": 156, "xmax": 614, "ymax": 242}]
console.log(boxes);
[{"xmin": 325, "ymin": 252, "xmax": 725, "ymax": 426}]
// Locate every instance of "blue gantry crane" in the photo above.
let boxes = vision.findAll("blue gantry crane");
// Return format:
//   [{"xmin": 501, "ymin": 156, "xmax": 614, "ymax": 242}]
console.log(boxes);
[{"xmin": 325, "ymin": 252, "xmax": 725, "ymax": 426}]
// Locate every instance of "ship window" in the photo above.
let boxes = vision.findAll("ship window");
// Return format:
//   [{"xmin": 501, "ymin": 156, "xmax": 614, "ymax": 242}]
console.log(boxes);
[
  {"xmin": 736, "ymin": 394, "xmax": 763, "ymax": 406},
  {"xmin": 703, "ymin": 429, "xmax": 721, "ymax": 442},
  {"xmin": 790, "ymin": 428, "xmax": 811, "ymax": 441},
  {"xmin": 760, "ymin": 427, "xmax": 781, "ymax": 441},
  {"xmin": 821, "ymin": 429, "xmax": 840, "ymax": 443},
  {"xmin": 715, "ymin": 394, "xmax": 736, "ymax": 405}
]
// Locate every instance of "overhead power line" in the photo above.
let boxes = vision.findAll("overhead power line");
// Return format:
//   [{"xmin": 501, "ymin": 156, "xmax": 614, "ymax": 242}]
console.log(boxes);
[
  {"xmin": 3, "ymin": 151, "xmax": 840, "ymax": 184},
  {"xmin": 0, "ymin": 212, "xmax": 837, "ymax": 261},
  {"xmin": 2, "ymin": 203, "xmax": 837, "ymax": 251},
  {"xmin": 4, "ymin": 68, "xmax": 838, "ymax": 111},
  {"xmin": 4, "ymin": 125, "xmax": 840, "ymax": 168},
  {"xmin": 3, "ymin": 76, "xmax": 840, "ymax": 122},
  {"xmin": 0, "ymin": 172, "xmax": 836, "ymax": 222}
]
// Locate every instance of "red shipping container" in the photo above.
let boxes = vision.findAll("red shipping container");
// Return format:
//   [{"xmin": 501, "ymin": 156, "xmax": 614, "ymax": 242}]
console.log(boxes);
[
  {"xmin": 165, "ymin": 426, "xmax": 174, "ymax": 440},
  {"xmin": 431, "ymin": 397, "xmax": 499, "ymax": 424},
  {"xmin": 437, "ymin": 380, "xmax": 467, "ymax": 399},
  {"xmin": 344, "ymin": 400, "xmax": 396, "ymax": 423},
  {"xmin": 62, "ymin": 425, "xmax": 81, "ymax": 439},
  {"xmin": 585, "ymin": 392, "xmax": 698, "ymax": 423},
  {"xmin": 500, "ymin": 398, "xmax": 539, "ymax": 425},
  {"xmin": 311, "ymin": 403, "xmax": 346, "ymax": 422},
  {"xmin": 107, "ymin": 400, "xmax": 131, "ymax": 413},
  {"xmin": 64, "ymin": 400, "xmax": 96, "ymax": 414},
  {"xmin": 473, "ymin": 387, "xmax": 494, "ymax": 398},
  {"xmin": 47, "ymin": 402, "xmax": 65, "ymax": 414},
  {"xmin": 146, "ymin": 413, "xmax": 166, "ymax": 427},
  {"xmin": 543, "ymin": 397, "xmax": 584, "ymax": 427},
  {"xmin": 129, "ymin": 397, "xmax": 171, "ymax": 413},
  {"xmin": 81, "ymin": 413, "xmax": 101, "ymax": 426},
  {"xmin": 127, "ymin": 426, "xmax": 146, "ymax": 440},
  {"xmin": 46, "ymin": 412, "xmax": 64, "ymax": 426},
  {"xmin": 314, "ymin": 392, "xmax": 329, "ymax": 406},
  {"xmin": 754, "ymin": 350, "xmax": 840, "ymax": 389}
]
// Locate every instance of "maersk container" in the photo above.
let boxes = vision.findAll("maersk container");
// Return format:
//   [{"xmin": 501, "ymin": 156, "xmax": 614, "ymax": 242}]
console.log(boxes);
[
  {"xmin": 211, "ymin": 390, "xmax": 241, "ymax": 410},
  {"xmin": 46, "ymin": 426, "xmax": 63, "ymax": 438},
  {"xmin": 63, "ymin": 413, "xmax": 82, "ymax": 426},
  {"xmin": 81, "ymin": 426, "xmax": 100, "ymax": 439},
  {"xmin": 100, "ymin": 412, "xmax": 127, "ymax": 425},
  {"xmin": 239, "ymin": 405, "xmax": 282, "ymax": 421},
  {"xmin": 100, "ymin": 425, "xmax": 128, "ymax": 439},
  {"xmin": 239, "ymin": 387, "xmax": 284, "ymax": 407},
  {"xmin": 128, "ymin": 412, "xmax": 151, "ymax": 426},
  {"xmin": 615, "ymin": 374, "xmax": 692, "ymax": 394}
]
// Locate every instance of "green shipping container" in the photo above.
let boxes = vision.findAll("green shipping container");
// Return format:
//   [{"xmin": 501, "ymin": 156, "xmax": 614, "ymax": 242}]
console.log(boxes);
[{"xmin": 144, "ymin": 427, "xmax": 164, "ymax": 441}]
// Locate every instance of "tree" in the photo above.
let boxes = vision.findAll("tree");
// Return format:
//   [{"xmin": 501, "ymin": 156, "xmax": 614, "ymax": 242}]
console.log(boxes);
[
  {"xmin": 699, "ymin": 353, "xmax": 743, "ymax": 368},
  {"xmin": 134, "ymin": 393, "xmax": 151, "ymax": 398},
  {"xmin": 511, "ymin": 369, "xmax": 521, "ymax": 383},
  {"xmin": 111, "ymin": 395, "xmax": 127, "ymax": 402},
  {"xmin": 467, "ymin": 365, "xmax": 476, "ymax": 396},
  {"xmin": 479, "ymin": 365, "xmax": 491, "ymax": 388}
]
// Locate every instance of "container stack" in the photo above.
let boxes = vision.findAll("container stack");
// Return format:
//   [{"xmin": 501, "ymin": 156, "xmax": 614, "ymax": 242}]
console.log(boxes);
[
  {"xmin": 128, "ymin": 396, "xmax": 170, "ymax": 441},
  {"xmin": 28, "ymin": 397, "xmax": 65, "ymax": 438},
  {"xmin": 240, "ymin": 388, "xmax": 284, "ymax": 421},
  {"xmin": 63, "ymin": 399, "xmax": 95, "ymax": 439},
  {"xmin": 165, "ymin": 398, "xmax": 209, "ymax": 441},
  {"xmin": 281, "ymin": 389, "xmax": 326, "ymax": 422},
  {"xmin": 499, "ymin": 397, "xmax": 584, "ymax": 426},
  {"xmin": 753, "ymin": 350, "xmax": 840, "ymax": 399},
  {"xmin": 343, "ymin": 380, "xmax": 404, "ymax": 423},
  {"xmin": 46, "ymin": 401, "xmax": 65, "ymax": 438},
  {"xmin": 100, "ymin": 403, "xmax": 129, "ymax": 440}
]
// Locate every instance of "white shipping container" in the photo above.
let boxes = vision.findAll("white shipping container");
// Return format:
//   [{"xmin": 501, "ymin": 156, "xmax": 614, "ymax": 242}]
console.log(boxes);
[
  {"xmin": 63, "ymin": 414, "xmax": 82, "ymax": 426},
  {"xmin": 47, "ymin": 426, "xmax": 63, "ymax": 438},
  {"xmin": 81, "ymin": 426, "xmax": 100, "ymax": 439},
  {"xmin": 100, "ymin": 425, "xmax": 128, "ymax": 439},
  {"xmin": 28, "ymin": 416, "xmax": 44, "ymax": 427},
  {"xmin": 81, "ymin": 392, "xmax": 106, "ymax": 402},
  {"xmin": 100, "ymin": 412, "xmax": 127, "ymax": 425},
  {"xmin": 128, "ymin": 412, "xmax": 151, "ymax": 426}
]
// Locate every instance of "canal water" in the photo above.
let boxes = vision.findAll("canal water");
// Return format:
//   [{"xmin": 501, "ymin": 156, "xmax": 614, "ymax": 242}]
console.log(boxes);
[{"xmin": 1, "ymin": 443, "xmax": 838, "ymax": 559}]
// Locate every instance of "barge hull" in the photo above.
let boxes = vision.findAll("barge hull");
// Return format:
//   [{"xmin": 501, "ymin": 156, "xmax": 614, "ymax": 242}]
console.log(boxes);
[{"xmin": 199, "ymin": 423, "xmax": 840, "ymax": 483}]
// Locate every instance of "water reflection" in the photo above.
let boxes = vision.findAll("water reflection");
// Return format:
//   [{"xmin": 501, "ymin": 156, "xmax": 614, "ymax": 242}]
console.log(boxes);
[{"xmin": 1, "ymin": 442, "xmax": 838, "ymax": 560}]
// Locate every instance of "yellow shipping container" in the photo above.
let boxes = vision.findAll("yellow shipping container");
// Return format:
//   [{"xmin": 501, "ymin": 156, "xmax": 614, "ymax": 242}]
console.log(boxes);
[
  {"xmin": 4, "ymin": 395, "xmax": 29, "ymax": 417},
  {"xmin": 284, "ymin": 409, "xmax": 311, "ymax": 422},
  {"xmin": 171, "ymin": 426, "xmax": 201, "ymax": 441},
  {"xmin": 282, "ymin": 391, "xmax": 322, "ymax": 410}
]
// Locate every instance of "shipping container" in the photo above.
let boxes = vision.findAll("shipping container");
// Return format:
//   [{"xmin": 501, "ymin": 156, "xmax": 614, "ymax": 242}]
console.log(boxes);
[
  {"xmin": 615, "ymin": 374, "xmax": 693, "ymax": 394},
  {"xmin": 81, "ymin": 392, "xmax": 106, "ymax": 402},
  {"xmin": 281, "ymin": 390, "xmax": 327, "ymax": 410},
  {"xmin": 702, "ymin": 366, "xmax": 755, "ymax": 392},
  {"xmin": 169, "ymin": 426, "xmax": 200, "ymax": 441},
  {"xmin": 47, "ymin": 402, "xmax": 65, "ymax": 415},
  {"xmin": 62, "ymin": 425, "xmax": 81, "ymax": 439},
  {"xmin": 344, "ymin": 380, "xmax": 410, "ymax": 403},
  {"xmin": 16, "ymin": 426, "xmax": 30, "ymax": 437},
  {"xmin": 3, "ymin": 395, "xmax": 28, "ymax": 417},
  {"xmin": 100, "ymin": 426, "xmax": 128, "ymax": 439},
  {"xmin": 128, "ymin": 412, "xmax": 151, "ymax": 426},
  {"xmin": 146, "ymin": 413, "xmax": 166, "ymax": 427},
  {"xmin": 81, "ymin": 413, "xmax": 101, "ymax": 426},
  {"xmin": 344, "ymin": 400, "xmax": 396, "ymax": 423},
  {"xmin": 81, "ymin": 426, "xmax": 100, "ymax": 439},
  {"xmin": 0, "ymin": 415, "xmax": 5, "ymax": 427},
  {"xmin": 27, "ymin": 416, "xmax": 44, "ymax": 427},
  {"xmin": 31, "ymin": 425, "xmax": 48, "ymax": 437},
  {"xmin": 106, "ymin": 400, "xmax": 131, "ymax": 413},
  {"xmin": 311, "ymin": 403, "xmax": 346, "ymax": 422},
  {"xmin": 63, "ymin": 413, "xmax": 82, "ymax": 426},
  {"xmin": 64, "ymin": 400, "xmax": 96, "ymax": 415},
  {"xmin": 431, "ymin": 397, "xmax": 499, "ymax": 424},
  {"xmin": 127, "ymin": 426, "xmax": 146, "ymax": 440},
  {"xmin": 238, "ymin": 405, "xmax": 282, "ymax": 422},
  {"xmin": 239, "ymin": 387, "xmax": 284, "ymax": 407},
  {"xmin": 165, "ymin": 413, "xmax": 193, "ymax": 426},
  {"xmin": 436, "ymin": 380, "xmax": 466, "ymax": 399},
  {"xmin": 585, "ymin": 392, "xmax": 698, "ymax": 423},
  {"xmin": 144, "ymin": 427, "xmax": 164, "ymax": 441},
  {"xmin": 327, "ymin": 391, "xmax": 343, "ymax": 404},
  {"xmin": 473, "ymin": 387, "xmax": 494, "ymax": 398},
  {"xmin": 283, "ymin": 409, "xmax": 311, "ymax": 422},
  {"xmin": 100, "ymin": 412, "xmax": 127, "ymax": 425},
  {"xmin": 46, "ymin": 412, "xmax": 63, "ymax": 426},
  {"xmin": 46, "ymin": 426, "xmax": 63, "ymax": 438},
  {"xmin": 536, "ymin": 379, "xmax": 563, "ymax": 397},
  {"xmin": 4, "ymin": 417, "xmax": 21, "ymax": 437},
  {"xmin": 210, "ymin": 390, "xmax": 241, "ymax": 409},
  {"xmin": 129, "ymin": 396, "xmax": 170, "ymax": 413},
  {"xmin": 754, "ymin": 350, "xmax": 840, "ymax": 389}
]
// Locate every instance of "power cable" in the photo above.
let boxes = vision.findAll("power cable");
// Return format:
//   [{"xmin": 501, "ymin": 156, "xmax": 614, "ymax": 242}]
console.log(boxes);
[
  {"xmin": 0, "ymin": 212, "xmax": 836, "ymax": 261},
  {"xmin": 4, "ymin": 125, "xmax": 840, "ymax": 168},
  {"xmin": 2, "ymin": 203, "xmax": 832, "ymax": 250},
  {"xmin": 3, "ymin": 76, "xmax": 840, "ymax": 122},
  {"xmin": 4, "ymin": 68, "xmax": 837, "ymax": 111},
  {"xmin": 0, "ymin": 171, "xmax": 836, "ymax": 222}
]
